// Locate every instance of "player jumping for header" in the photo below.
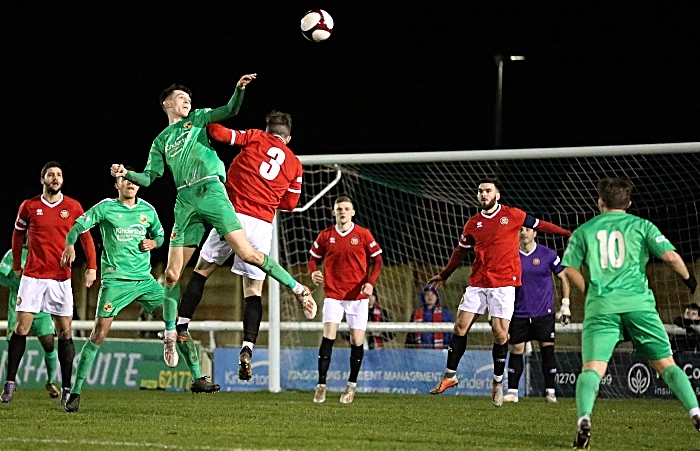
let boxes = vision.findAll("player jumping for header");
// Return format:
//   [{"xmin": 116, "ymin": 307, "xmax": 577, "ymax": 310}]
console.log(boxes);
[{"xmin": 110, "ymin": 75, "xmax": 314, "ymax": 372}]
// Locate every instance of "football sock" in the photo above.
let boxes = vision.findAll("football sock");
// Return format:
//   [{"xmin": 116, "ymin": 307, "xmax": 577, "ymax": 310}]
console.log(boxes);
[
  {"xmin": 6, "ymin": 333, "xmax": 27, "ymax": 382},
  {"xmin": 507, "ymin": 352, "xmax": 524, "ymax": 390},
  {"xmin": 541, "ymin": 345, "xmax": 557, "ymax": 390},
  {"xmin": 178, "ymin": 272, "xmax": 207, "ymax": 320},
  {"xmin": 163, "ymin": 284, "xmax": 180, "ymax": 331},
  {"xmin": 576, "ymin": 369, "xmax": 601, "ymax": 419},
  {"xmin": 662, "ymin": 364, "xmax": 699, "ymax": 413},
  {"xmin": 72, "ymin": 340, "xmax": 100, "ymax": 395},
  {"xmin": 242, "ymin": 295, "xmax": 263, "ymax": 344},
  {"xmin": 492, "ymin": 342, "xmax": 508, "ymax": 377},
  {"xmin": 45, "ymin": 349, "xmax": 58, "ymax": 384},
  {"xmin": 260, "ymin": 255, "xmax": 297, "ymax": 290},
  {"xmin": 348, "ymin": 345, "xmax": 364, "ymax": 383},
  {"xmin": 177, "ymin": 332, "xmax": 201, "ymax": 379},
  {"xmin": 58, "ymin": 338, "xmax": 75, "ymax": 388},
  {"xmin": 446, "ymin": 334, "xmax": 467, "ymax": 372},
  {"xmin": 318, "ymin": 337, "xmax": 335, "ymax": 384}
]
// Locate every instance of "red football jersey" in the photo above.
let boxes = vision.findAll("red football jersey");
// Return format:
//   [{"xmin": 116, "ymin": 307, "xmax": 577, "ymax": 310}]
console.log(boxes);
[
  {"xmin": 14, "ymin": 194, "xmax": 86, "ymax": 280},
  {"xmin": 309, "ymin": 223, "xmax": 383, "ymax": 300},
  {"xmin": 458, "ymin": 204, "xmax": 527, "ymax": 288},
  {"xmin": 224, "ymin": 129, "xmax": 303, "ymax": 223}
]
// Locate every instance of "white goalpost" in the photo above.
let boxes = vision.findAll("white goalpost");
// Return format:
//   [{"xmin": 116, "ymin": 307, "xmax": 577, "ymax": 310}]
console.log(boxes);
[{"xmin": 268, "ymin": 141, "xmax": 700, "ymax": 394}]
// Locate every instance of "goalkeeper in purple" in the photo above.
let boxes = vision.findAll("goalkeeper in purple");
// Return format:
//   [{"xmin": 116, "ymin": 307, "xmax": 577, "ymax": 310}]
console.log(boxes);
[
  {"xmin": 110, "ymin": 74, "xmax": 312, "ymax": 369},
  {"xmin": 503, "ymin": 227, "xmax": 570, "ymax": 404},
  {"xmin": 563, "ymin": 177, "xmax": 699, "ymax": 449}
]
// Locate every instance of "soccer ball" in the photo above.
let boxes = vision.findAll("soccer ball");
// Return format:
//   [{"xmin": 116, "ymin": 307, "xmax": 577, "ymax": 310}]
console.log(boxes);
[{"xmin": 301, "ymin": 9, "xmax": 333, "ymax": 42}]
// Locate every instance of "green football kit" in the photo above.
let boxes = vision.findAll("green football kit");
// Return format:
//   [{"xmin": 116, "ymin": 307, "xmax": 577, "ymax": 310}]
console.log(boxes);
[
  {"xmin": 562, "ymin": 211, "xmax": 675, "ymax": 361},
  {"xmin": 68, "ymin": 198, "xmax": 165, "ymax": 317},
  {"xmin": 125, "ymin": 88, "xmax": 246, "ymax": 248},
  {"xmin": 563, "ymin": 211, "xmax": 698, "ymax": 422},
  {"xmin": 66, "ymin": 197, "xmax": 202, "ymax": 396}
]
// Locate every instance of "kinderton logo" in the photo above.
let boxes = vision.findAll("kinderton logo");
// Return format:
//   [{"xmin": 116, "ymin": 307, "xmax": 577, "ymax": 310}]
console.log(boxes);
[{"xmin": 628, "ymin": 363, "xmax": 651, "ymax": 394}]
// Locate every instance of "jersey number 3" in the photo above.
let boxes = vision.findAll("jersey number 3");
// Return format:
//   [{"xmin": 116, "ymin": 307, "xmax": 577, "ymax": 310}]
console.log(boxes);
[
  {"xmin": 597, "ymin": 230, "xmax": 625, "ymax": 269},
  {"xmin": 259, "ymin": 147, "xmax": 286, "ymax": 181}
]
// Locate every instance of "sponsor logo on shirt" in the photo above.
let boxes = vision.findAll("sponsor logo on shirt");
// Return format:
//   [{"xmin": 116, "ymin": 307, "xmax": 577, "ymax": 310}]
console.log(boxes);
[
  {"xmin": 500, "ymin": 217, "xmax": 509, "ymax": 225},
  {"xmin": 533, "ymin": 258, "xmax": 541, "ymax": 266},
  {"xmin": 116, "ymin": 224, "xmax": 147, "ymax": 242},
  {"xmin": 60, "ymin": 210, "xmax": 69, "ymax": 219},
  {"xmin": 36, "ymin": 209, "xmax": 43, "ymax": 216},
  {"xmin": 350, "ymin": 237, "xmax": 359, "ymax": 246}
]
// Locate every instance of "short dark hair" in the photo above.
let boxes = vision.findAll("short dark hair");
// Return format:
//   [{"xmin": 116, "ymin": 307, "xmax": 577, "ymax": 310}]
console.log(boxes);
[
  {"xmin": 265, "ymin": 110, "xmax": 292, "ymax": 139},
  {"xmin": 687, "ymin": 303, "xmax": 700, "ymax": 311},
  {"xmin": 159, "ymin": 84, "xmax": 192, "ymax": 111},
  {"xmin": 41, "ymin": 161, "xmax": 62, "ymax": 179},
  {"xmin": 597, "ymin": 177, "xmax": 633, "ymax": 210},
  {"xmin": 334, "ymin": 195, "xmax": 353, "ymax": 207},
  {"xmin": 478, "ymin": 177, "xmax": 500, "ymax": 191}
]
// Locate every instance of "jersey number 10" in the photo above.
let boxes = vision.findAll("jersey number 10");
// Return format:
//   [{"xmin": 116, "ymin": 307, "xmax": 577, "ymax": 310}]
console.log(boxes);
[
  {"xmin": 259, "ymin": 147, "xmax": 286, "ymax": 181},
  {"xmin": 596, "ymin": 230, "xmax": 626, "ymax": 269}
]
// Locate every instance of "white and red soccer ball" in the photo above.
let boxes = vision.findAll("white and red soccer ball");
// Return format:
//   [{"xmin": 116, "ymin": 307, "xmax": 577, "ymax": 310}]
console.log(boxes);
[{"xmin": 301, "ymin": 9, "xmax": 333, "ymax": 42}]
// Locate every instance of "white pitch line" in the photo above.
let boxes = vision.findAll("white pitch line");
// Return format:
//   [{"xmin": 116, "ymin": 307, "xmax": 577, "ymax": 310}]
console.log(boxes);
[{"xmin": 5, "ymin": 437, "xmax": 284, "ymax": 451}]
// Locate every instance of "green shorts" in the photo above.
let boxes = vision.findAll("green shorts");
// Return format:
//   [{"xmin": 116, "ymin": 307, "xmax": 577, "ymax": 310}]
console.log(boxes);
[
  {"xmin": 96, "ymin": 278, "xmax": 164, "ymax": 318},
  {"xmin": 170, "ymin": 178, "xmax": 242, "ymax": 247},
  {"xmin": 7, "ymin": 292, "xmax": 55, "ymax": 339},
  {"xmin": 582, "ymin": 310, "xmax": 672, "ymax": 362}
]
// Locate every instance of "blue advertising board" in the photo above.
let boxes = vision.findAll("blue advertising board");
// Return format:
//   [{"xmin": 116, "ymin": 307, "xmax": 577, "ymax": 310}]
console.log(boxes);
[{"xmin": 214, "ymin": 348, "xmax": 523, "ymax": 396}]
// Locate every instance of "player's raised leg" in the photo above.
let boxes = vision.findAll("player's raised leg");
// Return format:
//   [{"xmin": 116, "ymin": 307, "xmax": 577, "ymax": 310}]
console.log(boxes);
[{"xmin": 430, "ymin": 308, "xmax": 477, "ymax": 394}]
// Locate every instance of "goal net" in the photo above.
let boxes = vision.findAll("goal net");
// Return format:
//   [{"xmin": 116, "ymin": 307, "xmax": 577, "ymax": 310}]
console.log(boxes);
[{"xmin": 275, "ymin": 144, "xmax": 700, "ymax": 397}]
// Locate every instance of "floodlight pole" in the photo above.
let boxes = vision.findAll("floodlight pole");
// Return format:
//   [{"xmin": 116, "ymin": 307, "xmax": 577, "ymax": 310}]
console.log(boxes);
[{"xmin": 494, "ymin": 54, "xmax": 525, "ymax": 148}]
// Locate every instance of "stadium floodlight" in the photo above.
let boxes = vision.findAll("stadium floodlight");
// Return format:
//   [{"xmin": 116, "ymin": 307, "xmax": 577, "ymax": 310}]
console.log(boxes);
[{"xmin": 494, "ymin": 54, "xmax": 526, "ymax": 148}]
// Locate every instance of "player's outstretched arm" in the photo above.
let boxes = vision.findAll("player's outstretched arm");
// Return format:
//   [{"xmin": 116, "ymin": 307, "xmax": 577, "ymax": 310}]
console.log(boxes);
[
  {"xmin": 661, "ymin": 250, "xmax": 697, "ymax": 294},
  {"xmin": 207, "ymin": 123, "xmax": 234, "ymax": 145},
  {"xmin": 525, "ymin": 215, "xmax": 572, "ymax": 237},
  {"xmin": 207, "ymin": 73, "xmax": 257, "ymax": 124}
]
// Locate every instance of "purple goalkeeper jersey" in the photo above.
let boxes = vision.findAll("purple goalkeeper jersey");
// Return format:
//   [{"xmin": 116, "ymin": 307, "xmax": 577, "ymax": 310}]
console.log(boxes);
[{"xmin": 513, "ymin": 243, "xmax": 564, "ymax": 319}]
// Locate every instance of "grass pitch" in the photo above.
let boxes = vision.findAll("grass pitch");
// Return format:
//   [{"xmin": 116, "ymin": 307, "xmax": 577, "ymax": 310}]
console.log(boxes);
[{"xmin": 2, "ymin": 389, "xmax": 697, "ymax": 450}]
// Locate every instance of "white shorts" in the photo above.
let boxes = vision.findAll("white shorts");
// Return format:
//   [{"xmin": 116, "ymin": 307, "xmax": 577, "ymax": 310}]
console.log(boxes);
[
  {"xmin": 322, "ymin": 298, "xmax": 369, "ymax": 331},
  {"xmin": 199, "ymin": 213, "xmax": 273, "ymax": 281},
  {"xmin": 16, "ymin": 276, "xmax": 73, "ymax": 317},
  {"xmin": 459, "ymin": 286, "xmax": 515, "ymax": 320}
]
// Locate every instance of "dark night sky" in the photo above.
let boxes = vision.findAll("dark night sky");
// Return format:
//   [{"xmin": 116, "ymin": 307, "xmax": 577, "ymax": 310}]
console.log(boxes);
[{"xmin": 3, "ymin": 1, "xmax": 699, "ymax": 255}]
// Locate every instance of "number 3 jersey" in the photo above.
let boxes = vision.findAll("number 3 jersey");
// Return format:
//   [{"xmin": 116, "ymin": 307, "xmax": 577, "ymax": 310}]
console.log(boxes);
[
  {"xmin": 223, "ymin": 129, "xmax": 303, "ymax": 223},
  {"xmin": 562, "ymin": 211, "xmax": 676, "ymax": 316}
]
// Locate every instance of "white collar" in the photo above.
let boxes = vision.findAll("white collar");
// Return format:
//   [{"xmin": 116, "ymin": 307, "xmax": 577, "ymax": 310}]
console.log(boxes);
[
  {"xmin": 480, "ymin": 203, "xmax": 502, "ymax": 219},
  {"xmin": 41, "ymin": 193, "xmax": 64, "ymax": 208},
  {"xmin": 335, "ymin": 222, "xmax": 355, "ymax": 236},
  {"xmin": 519, "ymin": 243, "xmax": 537, "ymax": 256}
]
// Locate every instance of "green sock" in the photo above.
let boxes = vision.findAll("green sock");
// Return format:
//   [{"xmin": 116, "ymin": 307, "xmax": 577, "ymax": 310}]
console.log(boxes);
[
  {"xmin": 163, "ymin": 284, "xmax": 180, "ymax": 330},
  {"xmin": 45, "ymin": 349, "xmax": 58, "ymax": 383},
  {"xmin": 72, "ymin": 340, "xmax": 101, "ymax": 395},
  {"xmin": 662, "ymin": 364, "xmax": 699, "ymax": 413},
  {"xmin": 576, "ymin": 369, "xmax": 601, "ymax": 419},
  {"xmin": 260, "ymin": 254, "xmax": 296, "ymax": 289},
  {"xmin": 177, "ymin": 333, "xmax": 201, "ymax": 380}
]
